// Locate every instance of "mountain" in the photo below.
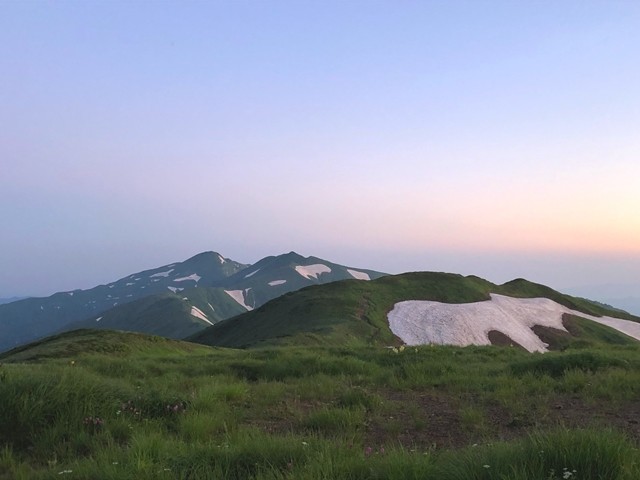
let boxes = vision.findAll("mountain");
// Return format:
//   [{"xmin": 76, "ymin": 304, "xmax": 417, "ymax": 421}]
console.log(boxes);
[
  {"xmin": 0, "ymin": 251, "xmax": 247, "ymax": 352},
  {"xmin": 564, "ymin": 283, "xmax": 640, "ymax": 316},
  {"xmin": 188, "ymin": 272, "xmax": 640, "ymax": 350},
  {"xmin": 0, "ymin": 250, "xmax": 385, "ymax": 351},
  {"xmin": 0, "ymin": 296, "xmax": 28, "ymax": 306},
  {"xmin": 65, "ymin": 251, "xmax": 386, "ymax": 340}
]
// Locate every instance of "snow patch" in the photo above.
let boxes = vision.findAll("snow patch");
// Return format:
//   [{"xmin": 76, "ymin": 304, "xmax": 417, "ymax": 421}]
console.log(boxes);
[
  {"xmin": 174, "ymin": 273, "xmax": 201, "ymax": 283},
  {"xmin": 295, "ymin": 264, "xmax": 331, "ymax": 280},
  {"xmin": 245, "ymin": 269, "xmax": 260, "ymax": 278},
  {"xmin": 388, "ymin": 294, "xmax": 640, "ymax": 353},
  {"xmin": 224, "ymin": 289, "xmax": 254, "ymax": 311},
  {"xmin": 67, "ymin": 292, "xmax": 74, "ymax": 296},
  {"xmin": 347, "ymin": 269, "xmax": 370, "ymax": 281},
  {"xmin": 268, "ymin": 280, "xmax": 287, "ymax": 286},
  {"xmin": 96, "ymin": 316, "xmax": 102, "ymax": 322},
  {"xmin": 218, "ymin": 254, "xmax": 226, "ymax": 264},
  {"xmin": 207, "ymin": 302, "xmax": 215, "ymax": 312},
  {"xmin": 150, "ymin": 269, "xmax": 174, "ymax": 278},
  {"xmin": 126, "ymin": 282, "xmax": 135, "ymax": 286},
  {"xmin": 167, "ymin": 286, "xmax": 184, "ymax": 293},
  {"xmin": 190, "ymin": 306, "xmax": 213, "ymax": 325}
]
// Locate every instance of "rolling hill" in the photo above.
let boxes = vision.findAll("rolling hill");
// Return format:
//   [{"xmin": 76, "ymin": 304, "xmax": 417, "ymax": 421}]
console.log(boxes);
[{"xmin": 189, "ymin": 272, "xmax": 640, "ymax": 350}]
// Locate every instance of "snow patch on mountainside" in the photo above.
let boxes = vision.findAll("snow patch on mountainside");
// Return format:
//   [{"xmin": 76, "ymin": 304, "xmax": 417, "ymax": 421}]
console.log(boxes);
[
  {"xmin": 167, "ymin": 286, "xmax": 184, "ymax": 293},
  {"xmin": 174, "ymin": 274, "xmax": 201, "ymax": 283},
  {"xmin": 95, "ymin": 316, "xmax": 102, "ymax": 322},
  {"xmin": 245, "ymin": 269, "xmax": 260, "ymax": 278},
  {"xmin": 268, "ymin": 280, "xmax": 287, "ymax": 286},
  {"xmin": 347, "ymin": 269, "xmax": 370, "ymax": 281},
  {"xmin": 190, "ymin": 306, "xmax": 213, "ymax": 325},
  {"xmin": 218, "ymin": 254, "xmax": 226, "ymax": 264},
  {"xmin": 388, "ymin": 294, "xmax": 640, "ymax": 353},
  {"xmin": 224, "ymin": 290, "xmax": 254, "ymax": 311},
  {"xmin": 150, "ymin": 269, "xmax": 174, "ymax": 278},
  {"xmin": 295, "ymin": 264, "xmax": 331, "ymax": 280}
]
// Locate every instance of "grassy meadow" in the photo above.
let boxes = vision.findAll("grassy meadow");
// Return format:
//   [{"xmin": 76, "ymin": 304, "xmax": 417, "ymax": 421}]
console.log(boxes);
[{"xmin": 2, "ymin": 329, "xmax": 640, "ymax": 479}]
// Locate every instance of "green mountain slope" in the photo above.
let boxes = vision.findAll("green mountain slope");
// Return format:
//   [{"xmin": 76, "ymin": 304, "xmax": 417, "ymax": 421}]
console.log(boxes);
[
  {"xmin": 65, "ymin": 251, "xmax": 386, "ymax": 341},
  {"xmin": 0, "ymin": 251, "xmax": 247, "ymax": 351},
  {"xmin": 188, "ymin": 272, "xmax": 640, "ymax": 349}
]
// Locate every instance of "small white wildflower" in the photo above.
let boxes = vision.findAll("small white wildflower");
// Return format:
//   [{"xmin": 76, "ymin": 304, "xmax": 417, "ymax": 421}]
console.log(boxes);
[
  {"xmin": 302, "ymin": 441, "xmax": 308, "ymax": 446},
  {"xmin": 112, "ymin": 462, "xmax": 118, "ymax": 465},
  {"xmin": 483, "ymin": 465, "xmax": 490, "ymax": 469},
  {"xmin": 58, "ymin": 470, "xmax": 73, "ymax": 475}
]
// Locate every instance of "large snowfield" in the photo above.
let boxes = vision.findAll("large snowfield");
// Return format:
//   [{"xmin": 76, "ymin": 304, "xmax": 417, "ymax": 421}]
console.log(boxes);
[{"xmin": 388, "ymin": 294, "xmax": 640, "ymax": 353}]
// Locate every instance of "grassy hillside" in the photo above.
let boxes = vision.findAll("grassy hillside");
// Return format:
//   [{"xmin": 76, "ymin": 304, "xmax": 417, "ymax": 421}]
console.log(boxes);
[
  {"xmin": 67, "ymin": 288, "xmax": 247, "ymax": 339},
  {"xmin": 0, "ymin": 329, "xmax": 210, "ymax": 363},
  {"xmin": 189, "ymin": 272, "xmax": 640, "ymax": 349},
  {"xmin": 2, "ymin": 330, "xmax": 640, "ymax": 479}
]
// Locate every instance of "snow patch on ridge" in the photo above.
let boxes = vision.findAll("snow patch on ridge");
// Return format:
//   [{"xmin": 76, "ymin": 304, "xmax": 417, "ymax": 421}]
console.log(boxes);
[
  {"xmin": 167, "ymin": 286, "xmax": 184, "ymax": 293},
  {"xmin": 95, "ymin": 316, "xmax": 102, "ymax": 322},
  {"xmin": 190, "ymin": 306, "xmax": 213, "ymax": 325},
  {"xmin": 150, "ymin": 269, "xmax": 174, "ymax": 278},
  {"xmin": 388, "ymin": 294, "xmax": 640, "ymax": 353},
  {"xmin": 218, "ymin": 254, "xmax": 226, "ymax": 264},
  {"xmin": 347, "ymin": 269, "xmax": 370, "ymax": 281},
  {"xmin": 295, "ymin": 264, "xmax": 331, "ymax": 280},
  {"xmin": 174, "ymin": 273, "xmax": 201, "ymax": 283},
  {"xmin": 245, "ymin": 269, "xmax": 260, "ymax": 278},
  {"xmin": 224, "ymin": 289, "xmax": 254, "ymax": 311},
  {"xmin": 268, "ymin": 280, "xmax": 287, "ymax": 286}
]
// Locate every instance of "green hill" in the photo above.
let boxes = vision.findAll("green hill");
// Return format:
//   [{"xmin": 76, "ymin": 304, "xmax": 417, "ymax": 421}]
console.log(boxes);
[
  {"xmin": 189, "ymin": 272, "xmax": 640, "ymax": 349},
  {"xmin": 0, "ymin": 328, "xmax": 211, "ymax": 363}
]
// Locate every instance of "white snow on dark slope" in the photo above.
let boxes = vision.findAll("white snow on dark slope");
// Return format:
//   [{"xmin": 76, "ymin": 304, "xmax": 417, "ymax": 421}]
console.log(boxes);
[
  {"xmin": 245, "ymin": 269, "xmax": 260, "ymax": 278},
  {"xmin": 224, "ymin": 289, "xmax": 254, "ymax": 311},
  {"xmin": 295, "ymin": 264, "xmax": 331, "ymax": 280},
  {"xmin": 190, "ymin": 306, "xmax": 213, "ymax": 325},
  {"xmin": 268, "ymin": 280, "xmax": 287, "ymax": 286},
  {"xmin": 150, "ymin": 269, "xmax": 174, "ymax": 278},
  {"xmin": 388, "ymin": 294, "xmax": 640, "ymax": 353},
  {"xmin": 174, "ymin": 273, "xmax": 201, "ymax": 283},
  {"xmin": 347, "ymin": 269, "xmax": 371, "ymax": 281}
]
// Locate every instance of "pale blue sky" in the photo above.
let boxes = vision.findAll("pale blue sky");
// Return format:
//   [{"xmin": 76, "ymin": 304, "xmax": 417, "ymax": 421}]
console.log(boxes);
[{"xmin": 1, "ymin": 1, "xmax": 639, "ymax": 298}]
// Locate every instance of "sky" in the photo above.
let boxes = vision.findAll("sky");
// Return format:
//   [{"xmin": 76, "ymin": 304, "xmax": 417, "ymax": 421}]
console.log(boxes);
[{"xmin": 1, "ymin": 0, "xmax": 639, "ymax": 299}]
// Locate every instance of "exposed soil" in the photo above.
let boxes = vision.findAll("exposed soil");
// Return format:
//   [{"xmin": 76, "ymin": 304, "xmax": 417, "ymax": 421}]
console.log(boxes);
[{"xmin": 488, "ymin": 330, "xmax": 527, "ymax": 351}]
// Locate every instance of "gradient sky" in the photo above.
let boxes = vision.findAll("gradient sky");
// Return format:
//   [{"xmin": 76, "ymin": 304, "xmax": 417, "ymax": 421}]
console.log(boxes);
[{"xmin": 1, "ymin": 1, "xmax": 639, "ymax": 298}]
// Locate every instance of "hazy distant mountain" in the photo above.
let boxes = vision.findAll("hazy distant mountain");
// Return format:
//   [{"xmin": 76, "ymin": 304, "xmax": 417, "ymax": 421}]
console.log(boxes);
[
  {"xmin": 0, "ymin": 252, "xmax": 247, "ymax": 351},
  {"xmin": 0, "ymin": 297, "xmax": 28, "ymax": 306},
  {"xmin": 67, "ymin": 251, "xmax": 386, "ymax": 340},
  {"xmin": 564, "ymin": 283, "xmax": 640, "ymax": 316}
]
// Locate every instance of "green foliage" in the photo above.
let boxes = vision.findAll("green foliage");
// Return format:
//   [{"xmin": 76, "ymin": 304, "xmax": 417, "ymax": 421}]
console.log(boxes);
[
  {"xmin": 2, "ymin": 330, "xmax": 640, "ymax": 478},
  {"xmin": 510, "ymin": 352, "xmax": 629, "ymax": 378}
]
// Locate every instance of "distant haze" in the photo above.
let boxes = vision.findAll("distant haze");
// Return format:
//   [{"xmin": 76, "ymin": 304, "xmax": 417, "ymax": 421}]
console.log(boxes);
[{"xmin": 1, "ymin": 2, "xmax": 639, "ymax": 298}]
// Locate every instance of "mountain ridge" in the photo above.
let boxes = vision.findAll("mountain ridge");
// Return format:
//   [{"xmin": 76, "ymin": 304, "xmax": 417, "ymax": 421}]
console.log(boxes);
[{"xmin": 0, "ymin": 250, "xmax": 386, "ymax": 351}]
